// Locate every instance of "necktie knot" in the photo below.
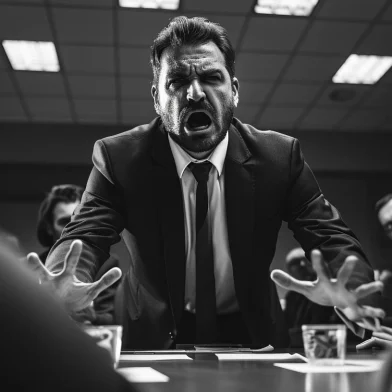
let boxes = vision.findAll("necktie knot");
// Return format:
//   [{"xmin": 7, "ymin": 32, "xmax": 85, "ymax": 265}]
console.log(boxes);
[{"xmin": 189, "ymin": 162, "xmax": 212, "ymax": 184}]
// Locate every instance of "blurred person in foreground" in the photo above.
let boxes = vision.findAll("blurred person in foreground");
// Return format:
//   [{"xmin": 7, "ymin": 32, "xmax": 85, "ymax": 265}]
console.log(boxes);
[
  {"xmin": 28, "ymin": 16, "xmax": 387, "ymax": 349},
  {"xmin": 0, "ymin": 232, "xmax": 135, "ymax": 391}
]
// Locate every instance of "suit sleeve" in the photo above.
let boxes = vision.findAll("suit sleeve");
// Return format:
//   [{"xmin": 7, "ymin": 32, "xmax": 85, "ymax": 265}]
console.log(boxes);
[
  {"xmin": 282, "ymin": 138, "xmax": 375, "ymax": 292},
  {"xmin": 46, "ymin": 140, "xmax": 126, "ymax": 283}
]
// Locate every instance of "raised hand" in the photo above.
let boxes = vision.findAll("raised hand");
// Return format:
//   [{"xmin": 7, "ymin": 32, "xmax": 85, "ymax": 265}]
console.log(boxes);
[
  {"xmin": 26, "ymin": 240, "xmax": 122, "ymax": 316},
  {"xmin": 271, "ymin": 249, "xmax": 386, "ymax": 329}
]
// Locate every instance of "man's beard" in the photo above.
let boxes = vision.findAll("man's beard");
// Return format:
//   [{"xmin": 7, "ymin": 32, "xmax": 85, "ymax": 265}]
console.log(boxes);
[{"xmin": 158, "ymin": 98, "xmax": 235, "ymax": 153}]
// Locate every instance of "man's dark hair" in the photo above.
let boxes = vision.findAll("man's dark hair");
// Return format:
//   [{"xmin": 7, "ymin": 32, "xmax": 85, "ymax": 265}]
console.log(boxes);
[
  {"xmin": 150, "ymin": 16, "xmax": 235, "ymax": 85},
  {"xmin": 375, "ymin": 194, "xmax": 392, "ymax": 216},
  {"xmin": 37, "ymin": 184, "xmax": 84, "ymax": 247}
]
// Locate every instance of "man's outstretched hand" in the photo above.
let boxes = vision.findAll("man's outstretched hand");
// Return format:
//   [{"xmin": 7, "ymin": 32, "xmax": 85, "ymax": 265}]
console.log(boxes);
[
  {"xmin": 271, "ymin": 249, "xmax": 387, "ymax": 331},
  {"xmin": 26, "ymin": 240, "xmax": 122, "ymax": 316}
]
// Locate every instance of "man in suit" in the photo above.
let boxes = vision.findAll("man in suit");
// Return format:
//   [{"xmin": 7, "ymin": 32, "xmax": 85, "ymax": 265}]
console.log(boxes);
[
  {"xmin": 376, "ymin": 194, "xmax": 392, "ymax": 241},
  {"xmin": 28, "ymin": 16, "xmax": 385, "ymax": 349}
]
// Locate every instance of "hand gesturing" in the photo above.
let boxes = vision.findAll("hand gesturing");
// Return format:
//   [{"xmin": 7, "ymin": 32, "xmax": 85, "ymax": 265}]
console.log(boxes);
[
  {"xmin": 26, "ymin": 240, "xmax": 122, "ymax": 316},
  {"xmin": 271, "ymin": 249, "xmax": 387, "ymax": 330}
]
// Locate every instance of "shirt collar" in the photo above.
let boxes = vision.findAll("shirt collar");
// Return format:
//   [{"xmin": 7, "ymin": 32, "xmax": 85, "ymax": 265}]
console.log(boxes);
[{"xmin": 168, "ymin": 132, "xmax": 228, "ymax": 179}]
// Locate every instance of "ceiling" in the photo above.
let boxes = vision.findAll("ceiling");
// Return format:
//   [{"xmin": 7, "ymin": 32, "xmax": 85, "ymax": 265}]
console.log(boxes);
[{"xmin": 0, "ymin": 0, "xmax": 391, "ymax": 132}]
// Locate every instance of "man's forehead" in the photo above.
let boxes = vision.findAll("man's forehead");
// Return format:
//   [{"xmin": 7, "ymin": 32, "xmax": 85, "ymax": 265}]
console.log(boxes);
[
  {"xmin": 160, "ymin": 42, "xmax": 226, "ymax": 72},
  {"xmin": 380, "ymin": 199, "xmax": 392, "ymax": 220}
]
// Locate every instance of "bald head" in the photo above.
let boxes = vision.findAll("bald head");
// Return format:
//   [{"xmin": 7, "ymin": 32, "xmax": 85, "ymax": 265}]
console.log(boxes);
[{"xmin": 285, "ymin": 248, "xmax": 316, "ymax": 281}]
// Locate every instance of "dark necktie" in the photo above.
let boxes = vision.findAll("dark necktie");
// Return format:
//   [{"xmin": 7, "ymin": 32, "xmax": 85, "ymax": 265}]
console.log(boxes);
[{"xmin": 189, "ymin": 161, "xmax": 217, "ymax": 343}]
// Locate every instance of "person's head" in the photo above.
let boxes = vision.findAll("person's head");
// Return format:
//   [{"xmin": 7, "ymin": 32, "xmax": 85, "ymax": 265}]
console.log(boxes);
[
  {"xmin": 150, "ymin": 16, "xmax": 239, "ymax": 157},
  {"xmin": 285, "ymin": 248, "xmax": 316, "ymax": 281},
  {"xmin": 375, "ymin": 194, "xmax": 392, "ymax": 241},
  {"xmin": 37, "ymin": 184, "xmax": 84, "ymax": 247}
]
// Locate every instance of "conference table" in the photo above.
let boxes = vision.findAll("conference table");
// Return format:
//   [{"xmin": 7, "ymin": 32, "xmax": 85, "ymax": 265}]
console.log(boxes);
[{"xmin": 118, "ymin": 348, "xmax": 386, "ymax": 392}]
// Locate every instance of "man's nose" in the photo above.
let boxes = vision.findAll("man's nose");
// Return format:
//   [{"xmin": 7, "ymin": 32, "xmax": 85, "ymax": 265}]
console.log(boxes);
[{"xmin": 187, "ymin": 80, "xmax": 206, "ymax": 103}]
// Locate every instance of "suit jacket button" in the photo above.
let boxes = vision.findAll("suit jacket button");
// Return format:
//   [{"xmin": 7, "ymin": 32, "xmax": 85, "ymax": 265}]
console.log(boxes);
[{"xmin": 169, "ymin": 331, "xmax": 175, "ymax": 340}]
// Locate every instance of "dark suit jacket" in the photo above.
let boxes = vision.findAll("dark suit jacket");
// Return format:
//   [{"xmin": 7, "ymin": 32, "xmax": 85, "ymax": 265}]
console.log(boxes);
[{"xmin": 46, "ymin": 117, "xmax": 375, "ymax": 349}]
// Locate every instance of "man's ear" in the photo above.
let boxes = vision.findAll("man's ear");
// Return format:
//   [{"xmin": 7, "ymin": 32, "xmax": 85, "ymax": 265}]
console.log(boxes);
[
  {"xmin": 232, "ymin": 77, "xmax": 239, "ymax": 107},
  {"xmin": 151, "ymin": 85, "xmax": 160, "ymax": 115}
]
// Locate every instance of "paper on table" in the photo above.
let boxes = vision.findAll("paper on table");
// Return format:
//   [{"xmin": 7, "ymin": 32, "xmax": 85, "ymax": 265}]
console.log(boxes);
[
  {"xmin": 216, "ymin": 353, "xmax": 298, "ymax": 361},
  {"xmin": 193, "ymin": 344, "xmax": 274, "ymax": 353},
  {"xmin": 120, "ymin": 354, "xmax": 192, "ymax": 361},
  {"xmin": 275, "ymin": 360, "xmax": 384, "ymax": 373},
  {"xmin": 117, "ymin": 367, "xmax": 169, "ymax": 382}
]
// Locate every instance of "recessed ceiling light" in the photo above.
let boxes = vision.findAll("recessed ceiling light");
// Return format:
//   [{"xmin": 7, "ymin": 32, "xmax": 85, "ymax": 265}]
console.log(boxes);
[
  {"xmin": 254, "ymin": 0, "xmax": 319, "ymax": 16},
  {"xmin": 2, "ymin": 40, "xmax": 59, "ymax": 72},
  {"xmin": 332, "ymin": 54, "xmax": 392, "ymax": 85},
  {"xmin": 119, "ymin": 0, "xmax": 179, "ymax": 9}
]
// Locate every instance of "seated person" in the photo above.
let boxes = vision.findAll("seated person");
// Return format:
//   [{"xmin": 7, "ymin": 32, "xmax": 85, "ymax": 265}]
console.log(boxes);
[
  {"xmin": 36, "ymin": 184, "xmax": 119, "ymax": 324},
  {"xmin": 37, "ymin": 184, "xmax": 84, "ymax": 263},
  {"xmin": 376, "ymin": 194, "xmax": 392, "ymax": 241},
  {"xmin": 0, "ymin": 232, "xmax": 136, "ymax": 392}
]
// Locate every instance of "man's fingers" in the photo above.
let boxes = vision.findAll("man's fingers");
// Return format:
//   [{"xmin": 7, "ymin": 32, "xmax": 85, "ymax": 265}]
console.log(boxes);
[
  {"xmin": 380, "ymin": 270, "xmax": 392, "ymax": 282},
  {"xmin": 26, "ymin": 252, "xmax": 49, "ymax": 281},
  {"xmin": 360, "ymin": 305, "xmax": 385, "ymax": 320},
  {"xmin": 354, "ymin": 281, "xmax": 384, "ymax": 299},
  {"xmin": 379, "ymin": 325, "xmax": 392, "ymax": 335},
  {"xmin": 336, "ymin": 256, "xmax": 357, "ymax": 286},
  {"xmin": 373, "ymin": 331, "xmax": 392, "ymax": 341},
  {"xmin": 358, "ymin": 317, "xmax": 380, "ymax": 331},
  {"xmin": 90, "ymin": 267, "xmax": 122, "ymax": 299},
  {"xmin": 270, "ymin": 269, "xmax": 311, "ymax": 294},
  {"xmin": 64, "ymin": 240, "xmax": 83, "ymax": 275},
  {"xmin": 310, "ymin": 249, "xmax": 331, "ymax": 282}
]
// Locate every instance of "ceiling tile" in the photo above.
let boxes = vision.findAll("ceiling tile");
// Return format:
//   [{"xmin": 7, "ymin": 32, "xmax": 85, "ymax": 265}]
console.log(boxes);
[
  {"xmin": 236, "ymin": 53, "xmax": 289, "ymax": 81},
  {"xmin": 182, "ymin": 0, "xmax": 254, "ymax": 14},
  {"xmin": 119, "ymin": 47, "xmax": 151, "ymax": 76},
  {"xmin": 53, "ymin": 8, "xmax": 113, "ymax": 44},
  {"xmin": 239, "ymin": 81, "xmax": 274, "ymax": 105},
  {"xmin": 234, "ymin": 105, "xmax": 261, "ymax": 124},
  {"xmin": 121, "ymin": 100, "xmax": 157, "ymax": 124},
  {"xmin": 68, "ymin": 75, "xmax": 116, "ymax": 98},
  {"xmin": 382, "ymin": 3, "xmax": 392, "ymax": 21},
  {"xmin": 241, "ymin": 17, "xmax": 308, "ymax": 52},
  {"xmin": 317, "ymin": 84, "xmax": 371, "ymax": 108},
  {"xmin": 362, "ymin": 86, "xmax": 392, "ymax": 108},
  {"xmin": 299, "ymin": 107, "xmax": 348, "ymax": 130},
  {"xmin": 283, "ymin": 55, "xmax": 345, "ymax": 82},
  {"xmin": 316, "ymin": 0, "xmax": 386, "ymax": 20},
  {"xmin": 26, "ymin": 96, "xmax": 72, "ymax": 121},
  {"xmin": 357, "ymin": 25, "xmax": 392, "ymax": 56},
  {"xmin": 339, "ymin": 108, "xmax": 388, "ymax": 130},
  {"xmin": 269, "ymin": 83, "xmax": 322, "ymax": 106},
  {"xmin": 50, "ymin": 0, "xmax": 115, "ymax": 6},
  {"xmin": 299, "ymin": 21, "xmax": 368, "ymax": 55},
  {"xmin": 121, "ymin": 77, "xmax": 152, "ymax": 100},
  {"xmin": 0, "ymin": 96, "xmax": 26, "ymax": 120},
  {"xmin": 16, "ymin": 72, "xmax": 66, "ymax": 96},
  {"xmin": 0, "ymin": 72, "xmax": 17, "ymax": 95},
  {"xmin": 0, "ymin": 0, "xmax": 43, "ymax": 2},
  {"xmin": 60, "ymin": 45, "xmax": 115, "ymax": 74},
  {"xmin": 258, "ymin": 107, "xmax": 304, "ymax": 130},
  {"xmin": 0, "ymin": 5, "xmax": 53, "ymax": 41},
  {"xmin": 118, "ymin": 10, "xmax": 175, "ymax": 46},
  {"xmin": 74, "ymin": 99, "xmax": 117, "ymax": 123},
  {"xmin": 185, "ymin": 13, "xmax": 246, "ymax": 48}
]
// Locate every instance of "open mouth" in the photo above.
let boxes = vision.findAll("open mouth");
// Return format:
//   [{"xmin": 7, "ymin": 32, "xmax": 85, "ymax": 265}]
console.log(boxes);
[{"xmin": 185, "ymin": 111, "xmax": 212, "ymax": 131}]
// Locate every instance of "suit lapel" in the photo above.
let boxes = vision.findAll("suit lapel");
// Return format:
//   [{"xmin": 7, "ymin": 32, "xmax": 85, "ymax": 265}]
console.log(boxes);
[
  {"xmin": 151, "ymin": 125, "xmax": 186, "ymax": 324},
  {"xmin": 225, "ymin": 125, "xmax": 256, "ymax": 311}
]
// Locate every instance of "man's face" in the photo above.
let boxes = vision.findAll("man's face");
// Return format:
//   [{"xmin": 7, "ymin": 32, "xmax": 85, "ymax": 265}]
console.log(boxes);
[
  {"xmin": 151, "ymin": 41, "xmax": 239, "ymax": 155},
  {"xmin": 51, "ymin": 201, "xmax": 79, "ymax": 241},
  {"xmin": 378, "ymin": 199, "xmax": 392, "ymax": 241}
]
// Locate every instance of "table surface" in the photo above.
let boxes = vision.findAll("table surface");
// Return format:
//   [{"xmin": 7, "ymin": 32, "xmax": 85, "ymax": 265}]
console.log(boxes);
[{"xmin": 118, "ymin": 349, "xmax": 385, "ymax": 392}]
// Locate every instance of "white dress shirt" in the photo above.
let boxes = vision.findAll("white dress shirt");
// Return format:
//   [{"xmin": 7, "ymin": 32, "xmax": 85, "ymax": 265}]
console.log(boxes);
[{"xmin": 168, "ymin": 133, "xmax": 239, "ymax": 315}]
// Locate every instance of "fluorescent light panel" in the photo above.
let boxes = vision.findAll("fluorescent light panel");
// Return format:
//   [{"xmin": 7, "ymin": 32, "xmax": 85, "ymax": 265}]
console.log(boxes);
[
  {"xmin": 119, "ymin": 0, "xmax": 179, "ymax": 9},
  {"xmin": 2, "ymin": 40, "xmax": 59, "ymax": 72},
  {"xmin": 333, "ymin": 54, "xmax": 392, "ymax": 84},
  {"xmin": 254, "ymin": 0, "xmax": 319, "ymax": 16}
]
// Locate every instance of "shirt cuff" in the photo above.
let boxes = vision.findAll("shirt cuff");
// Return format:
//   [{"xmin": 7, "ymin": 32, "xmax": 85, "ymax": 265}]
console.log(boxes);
[{"xmin": 334, "ymin": 307, "xmax": 366, "ymax": 339}]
